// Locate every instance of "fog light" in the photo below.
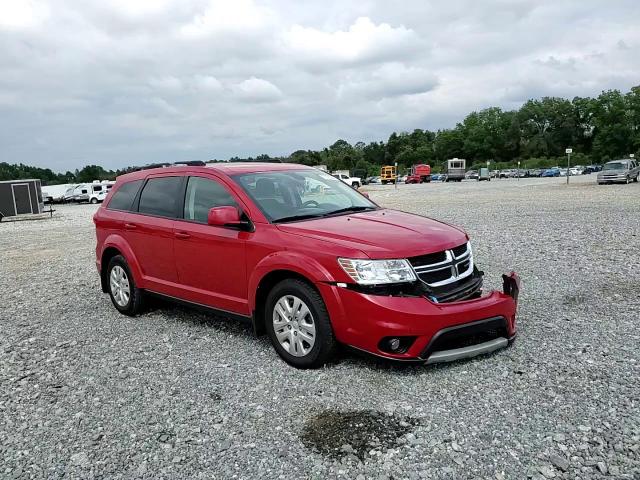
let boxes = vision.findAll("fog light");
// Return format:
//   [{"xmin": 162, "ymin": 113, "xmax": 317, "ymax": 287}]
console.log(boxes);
[
  {"xmin": 378, "ymin": 336, "xmax": 417, "ymax": 354},
  {"xmin": 388, "ymin": 338, "xmax": 401, "ymax": 351}
]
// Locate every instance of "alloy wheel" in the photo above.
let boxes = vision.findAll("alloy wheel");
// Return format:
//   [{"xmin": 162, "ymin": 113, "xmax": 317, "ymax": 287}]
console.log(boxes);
[
  {"xmin": 272, "ymin": 295, "xmax": 316, "ymax": 357},
  {"xmin": 110, "ymin": 265, "xmax": 131, "ymax": 307}
]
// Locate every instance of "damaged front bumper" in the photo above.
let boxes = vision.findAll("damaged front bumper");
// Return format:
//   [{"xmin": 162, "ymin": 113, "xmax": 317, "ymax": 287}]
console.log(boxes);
[{"xmin": 319, "ymin": 271, "xmax": 521, "ymax": 364}]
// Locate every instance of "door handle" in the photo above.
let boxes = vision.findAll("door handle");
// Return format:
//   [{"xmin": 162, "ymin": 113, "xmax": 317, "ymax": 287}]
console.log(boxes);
[
  {"xmin": 124, "ymin": 223, "xmax": 137, "ymax": 230},
  {"xmin": 174, "ymin": 231, "xmax": 191, "ymax": 240}
]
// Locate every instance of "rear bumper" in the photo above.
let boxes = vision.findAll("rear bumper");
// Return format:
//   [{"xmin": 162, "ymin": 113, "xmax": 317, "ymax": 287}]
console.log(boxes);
[{"xmin": 319, "ymin": 272, "xmax": 520, "ymax": 364}]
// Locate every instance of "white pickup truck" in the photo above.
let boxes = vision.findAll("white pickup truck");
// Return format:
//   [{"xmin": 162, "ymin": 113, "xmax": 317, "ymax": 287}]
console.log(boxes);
[{"xmin": 332, "ymin": 171, "xmax": 362, "ymax": 188}]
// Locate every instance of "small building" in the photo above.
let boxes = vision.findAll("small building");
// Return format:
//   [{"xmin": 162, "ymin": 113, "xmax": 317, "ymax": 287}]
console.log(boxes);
[{"xmin": 0, "ymin": 179, "xmax": 44, "ymax": 219}]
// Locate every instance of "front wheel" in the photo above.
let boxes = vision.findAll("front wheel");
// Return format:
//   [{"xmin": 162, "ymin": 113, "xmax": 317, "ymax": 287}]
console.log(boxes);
[{"xmin": 265, "ymin": 279, "xmax": 337, "ymax": 369}]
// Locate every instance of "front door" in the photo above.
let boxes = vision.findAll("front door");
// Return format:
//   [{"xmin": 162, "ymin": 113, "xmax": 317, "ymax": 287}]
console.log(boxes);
[
  {"xmin": 12, "ymin": 184, "xmax": 32, "ymax": 214},
  {"xmin": 173, "ymin": 175, "xmax": 249, "ymax": 315}
]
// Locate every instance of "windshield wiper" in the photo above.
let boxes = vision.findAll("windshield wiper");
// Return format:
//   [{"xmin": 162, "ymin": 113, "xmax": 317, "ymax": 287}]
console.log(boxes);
[
  {"xmin": 274, "ymin": 206, "xmax": 375, "ymax": 223},
  {"xmin": 321, "ymin": 206, "xmax": 376, "ymax": 217},
  {"xmin": 273, "ymin": 213, "xmax": 325, "ymax": 223}
]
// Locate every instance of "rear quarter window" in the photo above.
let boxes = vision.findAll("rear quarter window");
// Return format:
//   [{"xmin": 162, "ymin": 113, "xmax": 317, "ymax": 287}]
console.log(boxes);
[{"xmin": 107, "ymin": 180, "xmax": 143, "ymax": 211}]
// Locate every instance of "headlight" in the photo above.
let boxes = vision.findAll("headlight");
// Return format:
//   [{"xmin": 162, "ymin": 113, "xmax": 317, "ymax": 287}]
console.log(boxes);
[{"xmin": 338, "ymin": 258, "xmax": 417, "ymax": 285}]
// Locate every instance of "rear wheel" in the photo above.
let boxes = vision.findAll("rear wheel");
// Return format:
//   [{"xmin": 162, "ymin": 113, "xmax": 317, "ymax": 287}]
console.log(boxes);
[
  {"xmin": 106, "ymin": 255, "xmax": 144, "ymax": 316},
  {"xmin": 90, "ymin": 197, "xmax": 98, "ymax": 204},
  {"xmin": 265, "ymin": 279, "xmax": 337, "ymax": 369}
]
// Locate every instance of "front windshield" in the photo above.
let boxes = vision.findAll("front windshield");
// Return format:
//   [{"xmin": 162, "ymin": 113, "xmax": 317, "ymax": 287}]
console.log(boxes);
[
  {"xmin": 603, "ymin": 162, "xmax": 625, "ymax": 171},
  {"xmin": 232, "ymin": 169, "xmax": 376, "ymax": 223}
]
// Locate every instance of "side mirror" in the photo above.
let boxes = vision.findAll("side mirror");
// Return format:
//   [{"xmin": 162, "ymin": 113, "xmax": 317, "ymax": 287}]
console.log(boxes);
[{"xmin": 207, "ymin": 206, "xmax": 241, "ymax": 227}]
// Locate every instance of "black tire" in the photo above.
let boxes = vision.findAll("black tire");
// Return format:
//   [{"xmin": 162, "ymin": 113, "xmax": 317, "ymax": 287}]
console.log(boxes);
[
  {"xmin": 106, "ymin": 255, "xmax": 144, "ymax": 316},
  {"xmin": 90, "ymin": 198, "xmax": 98, "ymax": 204},
  {"xmin": 634, "ymin": 174, "xmax": 639, "ymax": 183},
  {"xmin": 265, "ymin": 278, "xmax": 337, "ymax": 369}
]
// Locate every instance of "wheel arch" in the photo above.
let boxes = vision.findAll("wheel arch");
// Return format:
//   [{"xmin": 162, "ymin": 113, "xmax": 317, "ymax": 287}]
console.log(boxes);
[
  {"xmin": 249, "ymin": 254, "xmax": 336, "ymax": 336},
  {"xmin": 99, "ymin": 234, "xmax": 144, "ymax": 292}
]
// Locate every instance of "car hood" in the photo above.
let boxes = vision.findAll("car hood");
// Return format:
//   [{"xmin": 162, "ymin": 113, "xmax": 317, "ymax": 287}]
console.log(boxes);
[{"xmin": 276, "ymin": 209, "xmax": 468, "ymax": 258}]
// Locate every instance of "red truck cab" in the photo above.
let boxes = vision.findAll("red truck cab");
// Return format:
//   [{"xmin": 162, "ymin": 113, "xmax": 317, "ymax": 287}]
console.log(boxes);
[
  {"xmin": 405, "ymin": 164, "xmax": 431, "ymax": 183},
  {"xmin": 94, "ymin": 163, "xmax": 519, "ymax": 368}
]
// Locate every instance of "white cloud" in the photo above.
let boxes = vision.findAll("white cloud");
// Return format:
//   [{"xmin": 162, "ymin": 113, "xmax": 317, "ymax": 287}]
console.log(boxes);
[
  {"xmin": 233, "ymin": 77, "xmax": 283, "ymax": 103},
  {"xmin": 0, "ymin": 0, "xmax": 49, "ymax": 29},
  {"xmin": 180, "ymin": 0, "xmax": 275, "ymax": 37},
  {"xmin": 284, "ymin": 17, "xmax": 421, "ymax": 70}
]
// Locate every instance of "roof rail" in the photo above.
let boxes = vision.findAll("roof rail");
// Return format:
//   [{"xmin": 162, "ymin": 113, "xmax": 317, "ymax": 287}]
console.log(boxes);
[{"xmin": 173, "ymin": 160, "xmax": 206, "ymax": 167}]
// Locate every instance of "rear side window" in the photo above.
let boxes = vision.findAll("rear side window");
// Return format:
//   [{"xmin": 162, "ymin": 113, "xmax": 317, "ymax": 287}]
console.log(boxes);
[
  {"xmin": 184, "ymin": 177, "xmax": 237, "ymax": 223},
  {"xmin": 108, "ymin": 180, "xmax": 143, "ymax": 211},
  {"xmin": 138, "ymin": 177, "xmax": 182, "ymax": 218}
]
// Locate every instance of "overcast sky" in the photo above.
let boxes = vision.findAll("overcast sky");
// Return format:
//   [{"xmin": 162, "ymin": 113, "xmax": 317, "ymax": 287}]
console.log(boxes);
[{"xmin": 1, "ymin": 0, "xmax": 639, "ymax": 171}]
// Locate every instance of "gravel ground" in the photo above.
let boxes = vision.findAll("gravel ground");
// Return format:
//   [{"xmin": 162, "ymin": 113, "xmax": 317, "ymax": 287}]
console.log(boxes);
[{"xmin": 1, "ymin": 174, "xmax": 638, "ymax": 479}]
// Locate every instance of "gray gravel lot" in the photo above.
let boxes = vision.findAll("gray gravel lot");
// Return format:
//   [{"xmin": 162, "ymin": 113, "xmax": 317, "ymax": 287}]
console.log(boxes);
[{"xmin": 1, "ymin": 174, "xmax": 639, "ymax": 479}]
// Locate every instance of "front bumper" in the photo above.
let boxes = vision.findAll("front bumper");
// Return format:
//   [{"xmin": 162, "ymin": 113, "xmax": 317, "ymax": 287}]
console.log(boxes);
[
  {"xmin": 319, "ymin": 272, "xmax": 520, "ymax": 364},
  {"xmin": 598, "ymin": 174, "xmax": 627, "ymax": 183}
]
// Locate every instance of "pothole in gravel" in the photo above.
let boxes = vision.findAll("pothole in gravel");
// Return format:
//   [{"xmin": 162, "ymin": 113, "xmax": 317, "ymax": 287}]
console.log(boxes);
[{"xmin": 300, "ymin": 409, "xmax": 417, "ymax": 460}]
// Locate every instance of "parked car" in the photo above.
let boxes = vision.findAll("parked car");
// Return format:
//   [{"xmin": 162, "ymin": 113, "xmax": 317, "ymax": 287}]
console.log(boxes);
[
  {"xmin": 542, "ymin": 168, "xmax": 560, "ymax": 177},
  {"xmin": 583, "ymin": 165, "xmax": 602, "ymax": 174},
  {"xmin": 431, "ymin": 173, "xmax": 447, "ymax": 182},
  {"xmin": 597, "ymin": 159, "xmax": 640, "ymax": 184},
  {"xmin": 478, "ymin": 168, "xmax": 491, "ymax": 181},
  {"xmin": 490, "ymin": 170, "xmax": 500, "ymax": 178},
  {"xmin": 94, "ymin": 163, "xmax": 520, "ymax": 368},
  {"xmin": 528, "ymin": 169, "xmax": 542, "ymax": 177},
  {"xmin": 498, "ymin": 169, "xmax": 513, "ymax": 178},
  {"xmin": 332, "ymin": 171, "xmax": 361, "ymax": 188},
  {"xmin": 465, "ymin": 170, "xmax": 479, "ymax": 180}
]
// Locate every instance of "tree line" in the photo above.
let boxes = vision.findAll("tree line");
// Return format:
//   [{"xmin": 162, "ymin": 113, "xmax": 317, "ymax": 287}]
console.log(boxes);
[
  {"xmin": 284, "ymin": 86, "xmax": 640, "ymax": 175},
  {"xmin": 1, "ymin": 86, "xmax": 638, "ymax": 183}
]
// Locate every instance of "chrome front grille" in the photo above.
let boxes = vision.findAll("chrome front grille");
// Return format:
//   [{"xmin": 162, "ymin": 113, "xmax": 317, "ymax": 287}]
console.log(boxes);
[{"xmin": 409, "ymin": 242, "xmax": 474, "ymax": 287}]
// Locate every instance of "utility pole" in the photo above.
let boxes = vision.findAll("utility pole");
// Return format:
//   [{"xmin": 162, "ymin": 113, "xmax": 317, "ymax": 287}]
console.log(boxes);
[
  {"xmin": 565, "ymin": 148, "xmax": 572, "ymax": 184},
  {"xmin": 394, "ymin": 162, "xmax": 398, "ymax": 190}
]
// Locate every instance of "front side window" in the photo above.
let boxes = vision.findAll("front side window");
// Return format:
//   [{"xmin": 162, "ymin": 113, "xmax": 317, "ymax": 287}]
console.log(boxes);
[
  {"xmin": 138, "ymin": 176, "xmax": 182, "ymax": 218},
  {"xmin": 108, "ymin": 179, "xmax": 143, "ymax": 211},
  {"xmin": 233, "ymin": 169, "xmax": 376, "ymax": 223},
  {"xmin": 184, "ymin": 176, "xmax": 237, "ymax": 223}
]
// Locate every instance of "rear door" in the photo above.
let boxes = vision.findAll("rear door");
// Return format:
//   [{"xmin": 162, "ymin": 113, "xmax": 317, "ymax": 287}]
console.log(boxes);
[
  {"xmin": 12, "ymin": 184, "xmax": 32, "ymax": 214},
  {"xmin": 173, "ymin": 175, "xmax": 249, "ymax": 314},
  {"xmin": 124, "ymin": 175, "xmax": 183, "ymax": 291}
]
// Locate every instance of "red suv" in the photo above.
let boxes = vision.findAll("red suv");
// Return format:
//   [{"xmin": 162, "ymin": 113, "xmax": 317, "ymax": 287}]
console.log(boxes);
[{"xmin": 94, "ymin": 163, "xmax": 520, "ymax": 368}]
